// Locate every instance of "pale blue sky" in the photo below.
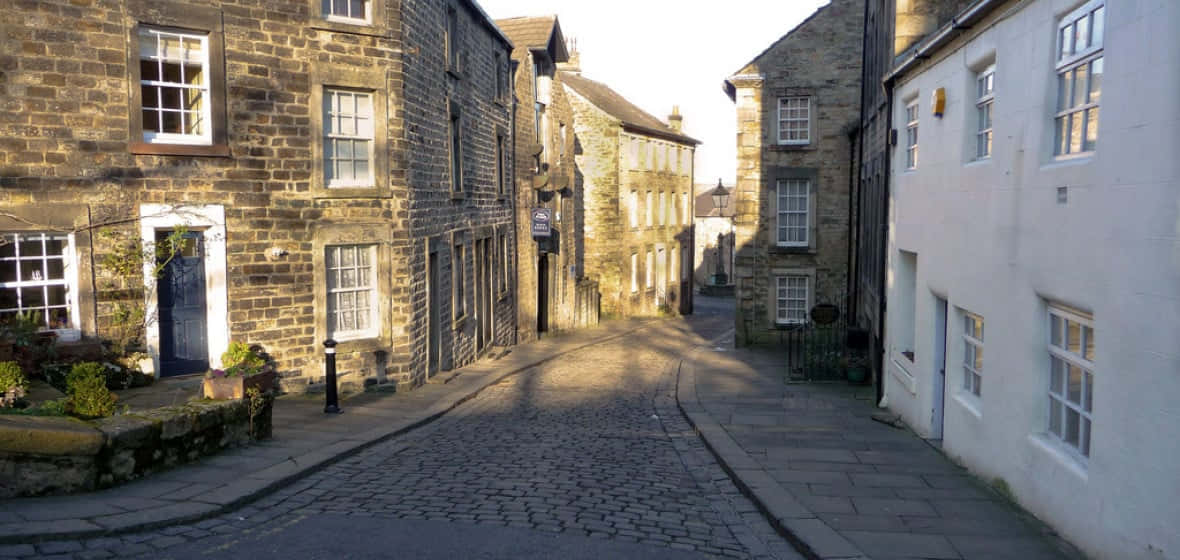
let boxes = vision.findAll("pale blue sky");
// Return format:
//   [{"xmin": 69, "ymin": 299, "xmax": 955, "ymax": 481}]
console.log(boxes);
[{"xmin": 477, "ymin": 0, "xmax": 829, "ymax": 189}]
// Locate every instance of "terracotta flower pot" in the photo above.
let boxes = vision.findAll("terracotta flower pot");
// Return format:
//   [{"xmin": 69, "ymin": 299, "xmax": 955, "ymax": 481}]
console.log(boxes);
[{"xmin": 202, "ymin": 370, "xmax": 277, "ymax": 400}]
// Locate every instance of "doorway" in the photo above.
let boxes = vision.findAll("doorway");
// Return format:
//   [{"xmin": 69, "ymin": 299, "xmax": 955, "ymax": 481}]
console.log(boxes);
[
  {"xmin": 157, "ymin": 230, "xmax": 208, "ymax": 376},
  {"xmin": 931, "ymin": 296, "xmax": 948, "ymax": 441},
  {"xmin": 427, "ymin": 248, "xmax": 441, "ymax": 378},
  {"xmin": 537, "ymin": 254, "xmax": 549, "ymax": 335},
  {"xmin": 475, "ymin": 237, "xmax": 493, "ymax": 353}
]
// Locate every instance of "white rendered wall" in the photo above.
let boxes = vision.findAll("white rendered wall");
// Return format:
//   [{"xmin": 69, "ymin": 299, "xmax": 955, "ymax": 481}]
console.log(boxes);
[{"xmin": 883, "ymin": 1, "xmax": 1180, "ymax": 558}]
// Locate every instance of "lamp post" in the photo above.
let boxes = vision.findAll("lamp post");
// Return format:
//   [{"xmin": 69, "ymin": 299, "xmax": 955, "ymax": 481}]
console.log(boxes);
[{"xmin": 710, "ymin": 179, "xmax": 730, "ymax": 286}]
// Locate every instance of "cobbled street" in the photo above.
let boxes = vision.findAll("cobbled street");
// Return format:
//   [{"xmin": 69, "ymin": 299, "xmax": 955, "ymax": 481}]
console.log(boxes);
[{"xmin": 6, "ymin": 307, "xmax": 803, "ymax": 560}]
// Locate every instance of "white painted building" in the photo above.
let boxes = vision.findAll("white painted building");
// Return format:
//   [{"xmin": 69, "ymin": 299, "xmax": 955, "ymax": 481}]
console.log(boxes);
[{"xmin": 881, "ymin": 1, "xmax": 1179, "ymax": 558}]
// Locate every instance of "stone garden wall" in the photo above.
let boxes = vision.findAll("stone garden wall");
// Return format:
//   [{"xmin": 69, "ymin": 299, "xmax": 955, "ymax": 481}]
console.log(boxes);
[{"xmin": 0, "ymin": 396, "xmax": 272, "ymax": 498}]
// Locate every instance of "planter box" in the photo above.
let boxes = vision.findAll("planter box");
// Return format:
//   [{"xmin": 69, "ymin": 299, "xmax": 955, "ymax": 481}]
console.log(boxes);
[{"xmin": 202, "ymin": 370, "xmax": 276, "ymax": 400}]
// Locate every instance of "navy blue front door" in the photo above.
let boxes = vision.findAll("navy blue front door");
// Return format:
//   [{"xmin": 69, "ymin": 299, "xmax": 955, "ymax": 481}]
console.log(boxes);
[{"xmin": 158, "ymin": 230, "xmax": 208, "ymax": 376}]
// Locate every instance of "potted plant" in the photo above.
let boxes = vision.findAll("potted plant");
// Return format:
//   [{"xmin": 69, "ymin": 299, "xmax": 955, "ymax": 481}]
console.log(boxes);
[
  {"xmin": 840, "ymin": 354, "xmax": 871, "ymax": 384},
  {"xmin": 202, "ymin": 342, "xmax": 277, "ymax": 400}
]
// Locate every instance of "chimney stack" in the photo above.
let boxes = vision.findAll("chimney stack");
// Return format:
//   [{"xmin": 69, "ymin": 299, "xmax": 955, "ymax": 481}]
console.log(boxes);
[
  {"xmin": 668, "ymin": 105, "xmax": 683, "ymax": 132},
  {"xmin": 558, "ymin": 37, "xmax": 581, "ymax": 73}
]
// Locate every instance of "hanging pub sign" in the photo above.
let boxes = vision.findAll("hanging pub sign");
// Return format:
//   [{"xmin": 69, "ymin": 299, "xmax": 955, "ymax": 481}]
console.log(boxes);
[{"xmin": 531, "ymin": 208, "xmax": 552, "ymax": 238}]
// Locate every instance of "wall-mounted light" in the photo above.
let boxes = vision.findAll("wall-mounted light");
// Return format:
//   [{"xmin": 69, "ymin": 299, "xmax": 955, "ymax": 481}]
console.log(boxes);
[{"xmin": 931, "ymin": 87, "xmax": 946, "ymax": 118}]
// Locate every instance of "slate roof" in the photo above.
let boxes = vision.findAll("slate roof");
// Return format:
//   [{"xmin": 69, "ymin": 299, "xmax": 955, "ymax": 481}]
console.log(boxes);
[
  {"xmin": 494, "ymin": 15, "xmax": 568, "ymax": 61},
  {"xmin": 695, "ymin": 186, "xmax": 736, "ymax": 218},
  {"xmin": 560, "ymin": 71, "xmax": 701, "ymax": 146}
]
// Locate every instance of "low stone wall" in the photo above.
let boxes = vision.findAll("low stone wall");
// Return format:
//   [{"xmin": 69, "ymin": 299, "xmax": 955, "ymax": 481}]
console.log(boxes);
[{"xmin": 0, "ymin": 396, "xmax": 273, "ymax": 498}]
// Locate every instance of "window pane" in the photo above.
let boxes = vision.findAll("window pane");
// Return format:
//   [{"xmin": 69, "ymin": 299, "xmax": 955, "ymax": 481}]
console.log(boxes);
[
  {"xmin": 1081, "ymin": 418, "xmax": 1091, "ymax": 456},
  {"xmin": 1067, "ymin": 364, "xmax": 1083, "ymax": 404},
  {"xmin": 0, "ymin": 260, "xmax": 15, "ymax": 283},
  {"xmin": 1065, "ymin": 408, "xmax": 1080, "ymax": 447},
  {"xmin": 1050, "ymin": 314, "xmax": 1062, "ymax": 347},
  {"xmin": 1071, "ymin": 63, "xmax": 1088, "ymax": 108},
  {"xmin": 1049, "ymin": 398, "xmax": 1063, "ymax": 436},
  {"xmin": 1074, "ymin": 12, "xmax": 1090, "ymax": 52},
  {"xmin": 974, "ymin": 346, "xmax": 983, "ymax": 371},
  {"xmin": 1088, "ymin": 58, "xmax": 1103, "ymax": 104},
  {"xmin": 1091, "ymin": 7, "xmax": 1105, "ymax": 46},
  {"xmin": 1083, "ymin": 325, "xmax": 1094, "ymax": 361},
  {"xmin": 1066, "ymin": 320, "xmax": 1081, "ymax": 355},
  {"xmin": 1068, "ymin": 111, "xmax": 1084, "ymax": 154},
  {"xmin": 1057, "ymin": 72, "xmax": 1072, "ymax": 112},
  {"xmin": 21, "ymin": 287, "xmax": 45, "ymax": 307},
  {"xmin": 1050, "ymin": 357, "xmax": 1064, "ymax": 395},
  {"xmin": 1084, "ymin": 371, "xmax": 1093, "ymax": 412},
  {"xmin": 1083, "ymin": 107, "xmax": 1099, "ymax": 152}
]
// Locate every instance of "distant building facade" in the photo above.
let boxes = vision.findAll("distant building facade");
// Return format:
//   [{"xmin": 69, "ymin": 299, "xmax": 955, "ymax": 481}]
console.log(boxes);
[
  {"xmin": 880, "ymin": 1, "xmax": 1180, "ymax": 558},
  {"xmin": 562, "ymin": 67, "xmax": 699, "ymax": 317},
  {"xmin": 692, "ymin": 184, "xmax": 735, "ymax": 294},
  {"xmin": 724, "ymin": 0, "xmax": 864, "ymax": 345},
  {"xmin": 0, "ymin": 0, "xmax": 515, "ymax": 392},
  {"xmin": 496, "ymin": 16, "xmax": 597, "ymax": 342}
]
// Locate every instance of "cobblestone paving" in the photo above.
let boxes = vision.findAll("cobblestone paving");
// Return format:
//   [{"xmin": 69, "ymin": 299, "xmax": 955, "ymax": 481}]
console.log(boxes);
[{"xmin": 10, "ymin": 318, "xmax": 801, "ymax": 560}]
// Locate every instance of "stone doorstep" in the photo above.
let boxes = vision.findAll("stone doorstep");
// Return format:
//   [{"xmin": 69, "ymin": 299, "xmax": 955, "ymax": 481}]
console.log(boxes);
[
  {"xmin": 676, "ymin": 334, "xmax": 869, "ymax": 560},
  {"xmin": 0, "ymin": 318, "xmax": 660, "ymax": 545}
]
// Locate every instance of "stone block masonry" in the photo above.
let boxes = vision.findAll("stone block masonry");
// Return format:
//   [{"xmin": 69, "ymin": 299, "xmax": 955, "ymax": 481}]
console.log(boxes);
[{"xmin": 0, "ymin": 0, "xmax": 514, "ymax": 393}]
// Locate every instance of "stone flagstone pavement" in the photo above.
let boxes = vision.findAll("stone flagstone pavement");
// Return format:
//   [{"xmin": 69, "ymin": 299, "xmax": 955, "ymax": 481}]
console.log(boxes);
[{"xmin": 677, "ymin": 333, "xmax": 1086, "ymax": 560}]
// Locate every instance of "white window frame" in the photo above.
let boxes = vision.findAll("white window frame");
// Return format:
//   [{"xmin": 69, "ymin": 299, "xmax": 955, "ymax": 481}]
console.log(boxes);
[
  {"xmin": 975, "ymin": 66, "xmax": 995, "ymax": 160},
  {"xmin": 659, "ymin": 191, "xmax": 667, "ymax": 226},
  {"xmin": 630, "ymin": 253, "xmax": 638, "ymax": 293},
  {"xmin": 645, "ymin": 250, "xmax": 653, "ymax": 289},
  {"xmin": 645, "ymin": 191, "xmax": 653, "ymax": 227},
  {"xmin": 1047, "ymin": 305, "xmax": 1095, "ymax": 459},
  {"xmin": 325, "ymin": 244, "xmax": 379, "ymax": 341},
  {"xmin": 905, "ymin": 101, "xmax": 919, "ymax": 169},
  {"xmin": 323, "ymin": 88, "xmax": 376, "ymax": 188},
  {"xmin": 629, "ymin": 190, "xmax": 638, "ymax": 229},
  {"xmin": 323, "ymin": 0, "xmax": 371, "ymax": 23},
  {"xmin": 777, "ymin": 97, "xmax": 811, "ymax": 145},
  {"xmin": 138, "ymin": 27, "xmax": 212, "ymax": 146},
  {"xmin": 1054, "ymin": 1, "xmax": 1104, "ymax": 157},
  {"xmin": 776, "ymin": 179, "xmax": 809, "ymax": 248},
  {"xmin": 0, "ymin": 232, "xmax": 81, "ymax": 340},
  {"xmin": 962, "ymin": 312, "xmax": 984, "ymax": 397},
  {"xmin": 774, "ymin": 275, "xmax": 809, "ymax": 325}
]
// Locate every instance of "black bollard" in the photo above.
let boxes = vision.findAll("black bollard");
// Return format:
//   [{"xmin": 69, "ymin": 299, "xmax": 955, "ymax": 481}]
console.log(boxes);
[{"xmin": 323, "ymin": 339, "xmax": 341, "ymax": 414}]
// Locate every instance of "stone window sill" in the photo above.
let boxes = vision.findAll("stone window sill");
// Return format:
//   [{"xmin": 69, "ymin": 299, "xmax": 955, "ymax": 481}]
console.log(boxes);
[{"xmin": 129, "ymin": 142, "xmax": 230, "ymax": 158}]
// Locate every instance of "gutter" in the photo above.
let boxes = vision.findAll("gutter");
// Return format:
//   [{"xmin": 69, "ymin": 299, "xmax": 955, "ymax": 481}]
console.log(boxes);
[{"xmin": 884, "ymin": 0, "xmax": 1004, "ymax": 84}]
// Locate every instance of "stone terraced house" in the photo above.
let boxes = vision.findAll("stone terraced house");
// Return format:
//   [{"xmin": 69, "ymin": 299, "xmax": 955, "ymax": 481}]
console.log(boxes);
[
  {"xmin": 494, "ymin": 15, "xmax": 597, "ymax": 342},
  {"xmin": 561, "ymin": 65, "xmax": 699, "ymax": 318},
  {"xmin": 0, "ymin": 0, "xmax": 515, "ymax": 393},
  {"xmin": 724, "ymin": 0, "xmax": 864, "ymax": 345}
]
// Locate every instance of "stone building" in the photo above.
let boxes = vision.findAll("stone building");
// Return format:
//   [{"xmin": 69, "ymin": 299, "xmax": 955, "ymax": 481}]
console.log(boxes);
[
  {"xmin": 494, "ymin": 15, "xmax": 596, "ymax": 342},
  {"xmin": 0, "ymin": 0, "xmax": 515, "ymax": 393},
  {"xmin": 723, "ymin": 0, "xmax": 864, "ymax": 345},
  {"xmin": 879, "ymin": 1, "xmax": 1180, "ymax": 557},
  {"xmin": 692, "ymin": 183, "xmax": 735, "ymax": 294},
  {"xmin": 561, "ymin": 66, "xmax": 699, "ymax": 318}
]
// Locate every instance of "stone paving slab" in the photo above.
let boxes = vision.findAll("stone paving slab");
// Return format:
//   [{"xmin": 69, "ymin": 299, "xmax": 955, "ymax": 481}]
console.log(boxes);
[
  {"xmin": 0, "ymin": 318, "xmax": 657, "ymax": 544},
  {"xmin": 677, "ymin": 331, "xmax": 1084, "ymax": 560}
]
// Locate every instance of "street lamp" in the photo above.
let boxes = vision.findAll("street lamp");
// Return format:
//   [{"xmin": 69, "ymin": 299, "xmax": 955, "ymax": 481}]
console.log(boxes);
[
  {"xmin": 711, "ymin": 179, "xmax": 730, "ymax": 286},
  {"xmin": 710, "ymin": 178, "xmax": 729, "ymax": 211}
]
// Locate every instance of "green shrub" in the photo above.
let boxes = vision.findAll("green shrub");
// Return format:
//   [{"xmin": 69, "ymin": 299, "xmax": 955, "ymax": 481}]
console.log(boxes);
[
  {"xmin": 0, "ymin": 361, "xmax": 27, "ymax": 393},
  {"xmin": 66, "ymin": 362, "xmax": 117, "ymax": 418},
  {"xmin": 221, "ymin": 342, "xmax": 265, "ymax": 377}
]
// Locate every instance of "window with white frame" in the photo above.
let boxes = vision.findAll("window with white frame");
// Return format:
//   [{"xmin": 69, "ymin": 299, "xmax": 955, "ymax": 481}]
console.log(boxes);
[
  {"xmin": 323, "ymin": 0, "xmax": 370, "ymax": 22},
  {"xmin": 1047, "ymin": 306, "xmax": 1095, "ymax": 458},
  {"xmin": 630, "ymin": 253, "xmax": 638, "ymax": 293},
  {"xmin": 975, "ymin": 66, "xmax": 994, "ymax": 159},
  {"xmin": 776, "ymin": 179, "xmax": 809, "ymax": 247},
  {"xmin": 629, "ymin": 190, "xmax": 638, "ymax": 229},
  {"xmin": 645, "ymin": 250, "xmax": 653, "ymax": 288},
  {"xmin": 1055, "ymin": 1, "xmax": 1104, "ymax": 156},
  {"xmin": 138, "ymin": 26, "xmax": 211, "ymax": 145},
  {"xmin": 670, "ymin": 148, "xmax": 678, "ymax": 175},
  {"xmin": 683, "ymin": 192, "xmax": 690, "ymax": 224},
  {"xmin": 326, "ymin": 244, "xmax": 378, "ymax": 340},
  {"xmin": 905, "ymin": 101, "xmax": 919, "ymax": 169},
  {"xmin": 962, "ymin": 312, "xmax": 984, "ymax": 397},
  {"xmin": 627, "ymin": 137, "xmax": 639, "ymax": 168},
  {"xmin": 0, "ymin": 233, "xmax": 76, "ymax": 334},
  {"xmin": 777, "ymin": 97, "xmax": 810, "ymax": 145},
  {"xmin": 775, "ymin": 275, "xmax": 808, "ymax": 325},
  {"xmin": 659, "ymin": 191, "xmax": 667, "ymax": 226},
  {"xmin": 324, "ymin": 88, "xmax": 374, "ymax": 188},
  {"xmin": 645, "ymin": 191, "xmax": 653, "ymax": 227}
]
